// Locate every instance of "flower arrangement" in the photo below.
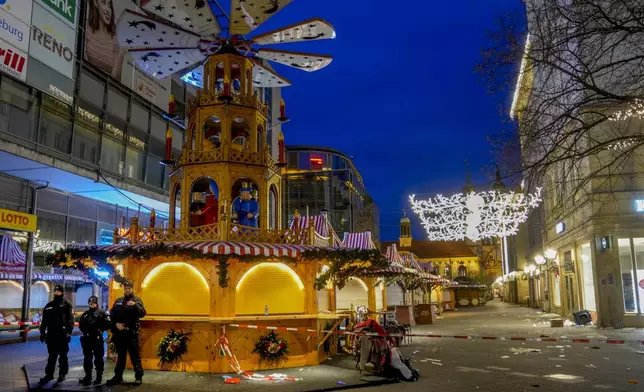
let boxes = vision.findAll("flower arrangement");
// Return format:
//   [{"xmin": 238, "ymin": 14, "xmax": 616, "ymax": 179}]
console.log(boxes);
[
  {"xmin": 252, "ymin": 331, "xmax": 288, "ymax": 362},
  {"xmin": 156, "ymin": 329, "xmax": 191, "ymax": 365}
]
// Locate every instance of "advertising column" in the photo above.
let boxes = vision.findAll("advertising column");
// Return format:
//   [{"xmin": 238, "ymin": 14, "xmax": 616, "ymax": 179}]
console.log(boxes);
[{"xmin": 0, "ymin": 0, "xmax": 33, "ymax": 81}]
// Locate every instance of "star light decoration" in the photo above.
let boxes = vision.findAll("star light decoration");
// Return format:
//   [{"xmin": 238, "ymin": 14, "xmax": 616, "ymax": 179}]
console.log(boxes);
[{"xmin": 409, "ymin": 188, "xmax": 542, "ymax": 242}]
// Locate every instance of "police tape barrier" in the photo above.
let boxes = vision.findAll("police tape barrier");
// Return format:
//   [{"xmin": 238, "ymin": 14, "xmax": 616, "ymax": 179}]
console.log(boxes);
[
  {"xmin": 228, "ymin": 324, "xmax": 644, "ymax": 346},
  {"xmin": 0, "ymin": 322, "xmax": 80, "ymax": 326}
]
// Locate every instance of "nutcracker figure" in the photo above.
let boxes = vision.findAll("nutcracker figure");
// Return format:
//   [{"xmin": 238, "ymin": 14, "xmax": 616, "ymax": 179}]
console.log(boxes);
[
  {"xmin": 232, "ymin": 182, "xmax": 258, "ymax": 227},
  {"xmin": 189, "ymin": 180, "xmax": 219, "ymax": 226}
]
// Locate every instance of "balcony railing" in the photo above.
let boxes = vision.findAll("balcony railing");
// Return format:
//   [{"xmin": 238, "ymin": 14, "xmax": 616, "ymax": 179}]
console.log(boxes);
[
  {"xmin": 177, "ymin": 144, "xmax": 275, "ymax": 169},
  {"xmin": 115, "ymin": 215, "xmax": 315, "ymax": 246}
]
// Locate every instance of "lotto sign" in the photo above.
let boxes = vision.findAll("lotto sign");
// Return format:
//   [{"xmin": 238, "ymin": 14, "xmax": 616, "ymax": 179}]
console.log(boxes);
[
  {"xmin": 0, "ymin": 40, "xmax": 27, "ymax": 81},
  {"xmin": 0, "ymin": 208, "xmax": 37, "ymax": 232}
]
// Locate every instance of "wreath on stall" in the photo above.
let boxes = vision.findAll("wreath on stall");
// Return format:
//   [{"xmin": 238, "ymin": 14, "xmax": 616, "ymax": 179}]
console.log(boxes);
[
  {"xmin": 156, "ymin": 329, "xmax": 191, "ymax": 365},
  {"xmin": 252, "ymin": 331, "xmax": 288, "ymax": 362}
]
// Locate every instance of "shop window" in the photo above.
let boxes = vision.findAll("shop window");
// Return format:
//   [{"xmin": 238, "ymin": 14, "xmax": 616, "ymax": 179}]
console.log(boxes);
[
  {"xmin": 298, "ymin": 152, "xmax": 311, "ymax": 170},
  {"xmin": 0, "ymin": 76, "xmax": 38, "ymax": 141},
  {"xmin": 619, "ymin": 238, "xmax": 644, "ymax": 314},
  {"xmin": 287, "ymin": 151, "xmax": 297, "ymax": 168},
  {"xmin": 72, "ymin": 125, "xmax": 99, "ymax": 164},
  {"xmin": 171, "ymin": 125, "xmax": 183, "ymax": 155},
  {"xmin": 146, "ymin": 154, "xmax": 165, "ymax": 189},
  {"xmin": 552, "ymin": 273, "xmax": 561, "ymax": 307},
  {"xmin": 126, "ymin": 147, "xmax": 145, "ymax": 181},
  {"xmin": 580, "ymin": 243, "xmax": 596, "ymax": 312},
  {"xmin": 40, "ymin": 101, "xmax": 72, "ymax": 154},
  {"xmin": 127, "ymin": 127, "xmax": 148, "ymax": 150},
  {"xmin": 76, "ymin": 101, "xmax": 102, "ymax": 132},
  {"xmin": 79, "ymin": 70, "xmax": 105, "ymax": 108},
  {"xmin": 98, "ymin": 204, "xmax": 116, "ymax": 224},
  {"xmin": 36, "ymin": 210, "xmax": 66, "ymax": 242},
  {"xmin": 107, "ymin": 87, "xmax": 128, "ymax": 120},
  {"xmin": 104, "ymin": 116, "xmax": 126, "ymax": 141},
  {"xmin": 68, "ymin": 217, "xmax": 97, "ymax": 245},
  {"xmin": 100, "ymin": 136, "xmax": 124, "ymax": 175},
  {"xmin": 37, "ymin": 189, "xmax": 69, "ymax": 215},
  {"xmin": 131, "ymin": 101, "xmax": 149, "ymax": 131},
  {"xmin": 310, "ymin": 153, "xmax": 324, "ymax": 171},
  {"xmin": 69, "ymin": 196, "xmax": 98, "ymax": 221}
]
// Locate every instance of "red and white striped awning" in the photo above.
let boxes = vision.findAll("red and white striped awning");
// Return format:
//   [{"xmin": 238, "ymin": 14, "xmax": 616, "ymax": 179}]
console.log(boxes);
[
  {"xmin": 69, "ymin": 241, "xmax": 320, "ymax": 259},
  {"xmin": 342, "ymin": 232, "xmax": 375, "ymax": 249},
  {"xmin": 0, "ymin": 234, "xmax": 26, "ymax": 266},
  {"xmin": 289, "ymin": 215, "xmax": 328, "ymax": 236}
]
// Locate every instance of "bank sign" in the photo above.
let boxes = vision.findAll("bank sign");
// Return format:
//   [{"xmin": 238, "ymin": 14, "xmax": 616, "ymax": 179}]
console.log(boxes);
[
  {"xmin": 0, "ymin": 208, "xmax": 37, "ymax": 233},
  {"xmin": 30, "ymin": 2, "xmax": 76, "ymax": 79},
  {"xmin": 37, "ymin": 0, "xmax": 77, "ymax": 28}
]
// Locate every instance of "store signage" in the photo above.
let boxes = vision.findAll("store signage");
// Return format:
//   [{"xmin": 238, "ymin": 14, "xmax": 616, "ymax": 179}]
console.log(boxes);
[
  {"xmin": 635, "ymin": 199, "xmax": 644, "ymax": 212},
  {"xmin": 29, "ymin": 2, "xmax": 76, "ymax": 79},
  {"xmin": 0, "ymin": 40, "xmax": 27, "ymax": 81},
  {"xmin": 0, "ymin": 7, "xmax": 30, "ymax": 53},
  {"xmin": 0, "ymin": 0, "xmax": 34, "ymax": 25},
  {"xmin": 555, "ymin": 221, "xmax": 565, "ymax": 234},
  {"xmin": 37, "ymin": 0, "xmax": 77, "ymax": 27},
  {"xmin": 0, "ymin": 208, "xmax": 37, "ymax": 232}
]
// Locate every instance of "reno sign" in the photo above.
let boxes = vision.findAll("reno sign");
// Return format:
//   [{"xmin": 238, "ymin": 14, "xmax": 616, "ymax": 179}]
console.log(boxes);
[{"xmin": 29, "ymin": 2, "xmax": 76, "ymax": 79}]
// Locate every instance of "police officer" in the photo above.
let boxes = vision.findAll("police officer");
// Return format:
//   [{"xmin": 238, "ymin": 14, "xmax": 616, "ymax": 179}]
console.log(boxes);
[
  {"xmin": 79, "ymin": 295, "xmax": 110, "ymax": 386},
  {"xmin": 107, "ymin": 281, "xmax": 147, "ymax": 385},
  {"xmin": 38, "ymin": 284, "xmax": 74, "ymax": 384}
]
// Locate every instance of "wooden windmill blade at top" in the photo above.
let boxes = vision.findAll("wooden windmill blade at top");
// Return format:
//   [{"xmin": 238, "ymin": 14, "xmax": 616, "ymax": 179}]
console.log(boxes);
[{"xmin": 115, "ymin": 0, "xmax": 335, "ymax": 84}]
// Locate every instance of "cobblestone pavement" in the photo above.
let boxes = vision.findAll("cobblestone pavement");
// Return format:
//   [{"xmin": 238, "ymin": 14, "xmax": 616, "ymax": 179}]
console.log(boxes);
[
  {"xmin": 364, "ymin": 300, "xmax": 644, "ymax": 392},
  {"xmin": 2, "ymin": 301, "xmax": 643, "ymax": 392}
]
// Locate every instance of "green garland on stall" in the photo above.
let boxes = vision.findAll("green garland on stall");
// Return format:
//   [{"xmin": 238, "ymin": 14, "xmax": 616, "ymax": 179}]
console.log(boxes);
[
  {"xmin": 157, "ymin": 329, "xmax": 191, "ymax": 366},
  {"xmin": 252, "ymin": 331, "xmax": 288, "ymax": 362},
  {"xmin": 47, "ymin": 243, "xmax": 390, "ymax": 290}
]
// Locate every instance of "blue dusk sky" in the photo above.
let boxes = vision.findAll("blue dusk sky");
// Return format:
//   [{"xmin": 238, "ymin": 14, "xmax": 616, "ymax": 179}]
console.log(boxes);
[{"xmin": 248, "ymin": 0, "xmax": 525, "ymax": 241}]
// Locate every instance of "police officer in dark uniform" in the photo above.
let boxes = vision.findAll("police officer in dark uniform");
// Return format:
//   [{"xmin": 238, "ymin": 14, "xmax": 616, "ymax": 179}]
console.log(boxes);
[
  {"xmin": 79, "ymin": 295, "xmax": 110, "ymax": 386},
  {"xmin": 38, "ymin": 284, "xmax": 74, "ymax": 384},
  {"xmin": 107, "ymin": 281, "xmax": 147, "ymax": 385}
]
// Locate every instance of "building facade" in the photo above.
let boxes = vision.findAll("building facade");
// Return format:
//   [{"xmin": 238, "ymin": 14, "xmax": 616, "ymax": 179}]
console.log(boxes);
[
  {"xmin": 283, "ymin": 145, "xmax": 380, "ymax": 243},
  {"xmin": 510, "ymin": 1, "xmax": 644, "ymax": 327}
]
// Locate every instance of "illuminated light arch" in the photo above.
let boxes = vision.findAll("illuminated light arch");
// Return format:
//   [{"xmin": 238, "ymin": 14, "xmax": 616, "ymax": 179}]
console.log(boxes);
[
  {"xmin": 33, "ymin": 281, "xmax": 50, "ymax": 292},
  {"xmin": 409, "ymin": 188, "xmax": 542, "ymax": 242},
  {"xmin": 141, "ymin": 262, "xmax": 210, "ymax": 316},
  {"xmin": 235, "ymin": 262, "xmax": 304, "ymax": 315},
  {"xmin": 0, "ymin": 281, "xmax": 24, "ymax": 309}
]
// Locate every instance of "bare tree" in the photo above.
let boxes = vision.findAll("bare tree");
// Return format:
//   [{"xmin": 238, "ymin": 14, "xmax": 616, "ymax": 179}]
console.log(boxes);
[{"xmin": 479, "ymin": 0, "xmax": 644, "ymax": 222}]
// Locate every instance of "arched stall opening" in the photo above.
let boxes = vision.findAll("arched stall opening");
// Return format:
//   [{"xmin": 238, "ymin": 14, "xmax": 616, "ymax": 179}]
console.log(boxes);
[
  {"xmin": 140, "ymin": 262, "xmax": 210, "ymax": 316},
  {"xmin": 256, "ymin": 124, "xmax": 264, "ymax": 153},
  {"xmin": 235, "ymin": 262, "xmax": 304, "ymax": 315},
  {"xmin": 231, "ymin": 179, "xmax": 259, "ymax": 228},
  {"xmin": 335, "ymin": 278, "xmax": 368, "ymax": 310},
  {"xmin": 189, "ymin": 177, "xmax": 219, "ymax": 227}
]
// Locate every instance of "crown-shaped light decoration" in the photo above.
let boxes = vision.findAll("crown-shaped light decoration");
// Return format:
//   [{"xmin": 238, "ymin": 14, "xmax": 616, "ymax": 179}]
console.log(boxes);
[{"xmin": 409, "ymin": 188, "xmax": 542, "ymax": 242}]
